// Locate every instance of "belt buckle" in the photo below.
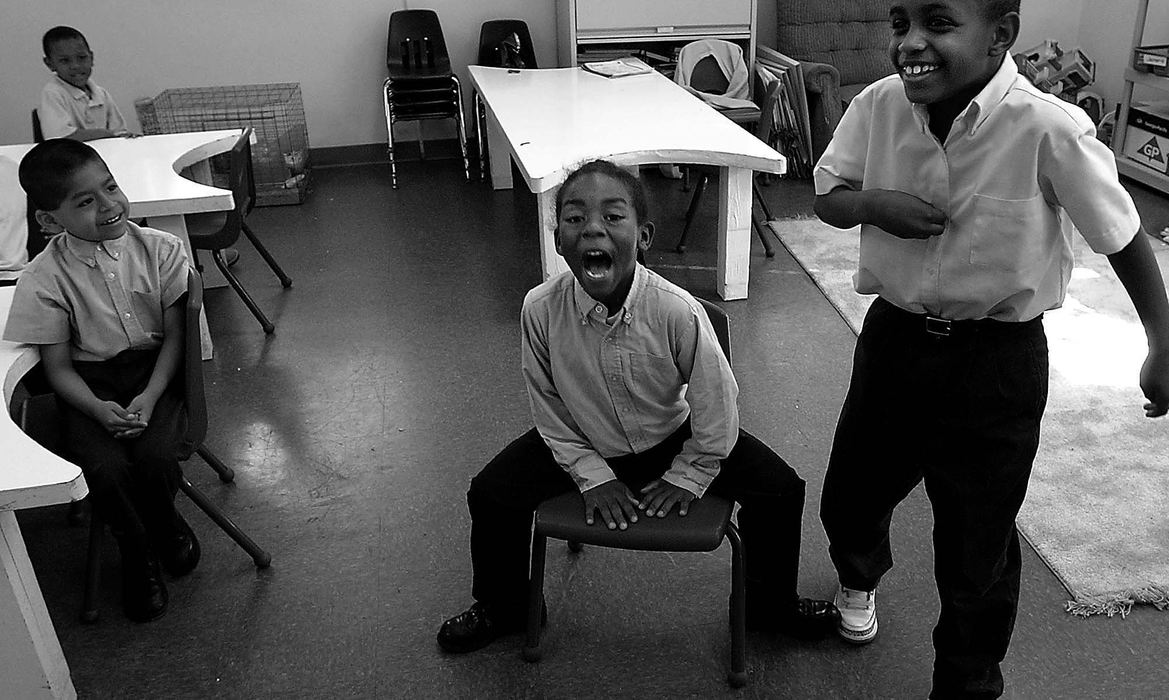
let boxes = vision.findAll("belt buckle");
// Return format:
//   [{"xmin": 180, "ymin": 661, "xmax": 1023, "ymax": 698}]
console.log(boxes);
[{"xmin": 925, "ymin": 316, "xmax": 952, "ymax": 337}]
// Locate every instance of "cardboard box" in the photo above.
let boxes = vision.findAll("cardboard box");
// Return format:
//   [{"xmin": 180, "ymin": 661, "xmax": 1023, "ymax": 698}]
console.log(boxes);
[{"xmin": 1124, "ymin": 102, "xmax": 1169, "ymax": 173}]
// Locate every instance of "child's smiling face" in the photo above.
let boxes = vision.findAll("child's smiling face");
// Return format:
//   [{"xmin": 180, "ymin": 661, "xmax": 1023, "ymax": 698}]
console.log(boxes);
[
  {"xmin": 555, "ymin": 171, "xmax": 654, "ymax": 312},
  {"xmin": 43, "ymin": 37, "xmax": 94, "ymax": 91},
  {"xmin": 37, "ymin": 159, "xmax": 131, "ymax": 243},
  {"xmin": 888, "ymin": 0, "xmax": 1016, "ymax": 113}
]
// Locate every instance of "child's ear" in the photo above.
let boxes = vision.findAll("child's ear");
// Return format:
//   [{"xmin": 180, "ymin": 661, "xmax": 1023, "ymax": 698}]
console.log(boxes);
[
  {"xmin": 989, "ymin": 12, "xmax": 1020, "ymax": 57},
  {"xmin": 42, "ymin": 55, "xmax": 54, "ymax": 72},
  {"xmin": 35, "ymin": 210, "xmax": 64, "ymax": 234},
  {"xmin": 638, "ymin": 221, "xmax": 655, "ymax": 251}
]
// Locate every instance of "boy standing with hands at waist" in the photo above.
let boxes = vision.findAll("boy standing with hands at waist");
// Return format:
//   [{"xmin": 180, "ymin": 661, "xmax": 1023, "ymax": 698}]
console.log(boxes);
[
  {"xmin": 813, "ymin": 0, "xmax": 1169, "ymax": 697},
  {"xmin": 438, "ymin": 160, "xmax": 838, "ymax": 653},
  {"xmin": 38, "ymin": 26, "xmax": 132, "ymax": 141}
]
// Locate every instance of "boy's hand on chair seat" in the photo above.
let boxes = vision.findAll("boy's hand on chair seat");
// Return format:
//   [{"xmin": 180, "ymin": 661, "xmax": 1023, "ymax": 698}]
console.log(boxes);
[
  {"xmin": 582, "ymin": 481, "xmax": 640, "ymax": 530},
  {"xmin": 867, "ymin": 190, "xmax": 947, "ymax": 240},
  {"xmin": 639, "ymin": 479, "xmax": 696, "ymax": 518}
]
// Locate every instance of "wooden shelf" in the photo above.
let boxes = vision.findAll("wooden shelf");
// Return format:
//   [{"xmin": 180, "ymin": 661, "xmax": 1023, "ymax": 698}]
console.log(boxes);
[
  {"xmin": 1124, "ymin": 67, "xmax": 1169, "ymax": 91},
  {"xmin": 1116, "ymin": 154, "xmax": 1169, "ymax": 191}
]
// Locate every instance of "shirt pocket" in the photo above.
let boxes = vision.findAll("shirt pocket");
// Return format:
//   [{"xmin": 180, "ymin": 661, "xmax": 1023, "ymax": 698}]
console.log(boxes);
[
  {"xmin": 967, "ymin": 193, "xmax": 1046, "ymax": 271},
  {"xmin": 630, "ymin": 351, "xmax": 679, "ymax": 389}
]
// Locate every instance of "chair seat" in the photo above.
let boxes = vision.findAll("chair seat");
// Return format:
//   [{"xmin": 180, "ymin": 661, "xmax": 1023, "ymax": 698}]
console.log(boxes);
[{"xmin": 535, "ymin": 491, "xmax": 734, "ymax": 552}]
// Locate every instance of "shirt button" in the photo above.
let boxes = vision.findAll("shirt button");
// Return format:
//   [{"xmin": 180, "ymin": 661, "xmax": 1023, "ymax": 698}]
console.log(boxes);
[
  {"xmin": 124, "ymin": 312, "xmax": 131, "ymax": 318},
  {"xmin": 594, "ymin": 304, "xmax": 604, "ymax": 314},
  {"xmin": 108, "ymin": 273, "xmax": 115, "ymax": 279}
]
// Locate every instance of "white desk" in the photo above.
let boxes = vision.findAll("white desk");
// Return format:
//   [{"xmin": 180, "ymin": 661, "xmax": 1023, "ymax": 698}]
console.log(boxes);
[
  {"xmin": 0, "ymin": 287, "xmax": 87, "ymax": 699},
  {"xmin": 0, "ymin": 130, "xmax": 243, "ymax": 358},
  {"xmin": 468, "ymin": 66, "xmax": 785, "ymax": 300}
]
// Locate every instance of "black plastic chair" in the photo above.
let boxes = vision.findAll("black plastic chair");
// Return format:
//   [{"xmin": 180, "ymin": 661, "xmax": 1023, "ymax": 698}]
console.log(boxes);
[
  {"xmin": 673, "ymin": 42, "xmax": 778, "ymax": 258},
  {"xmin": 523, "ymin": 299, "xmax": 749, "ymax": 688},
  {"xmin": 383, "ymin": 9, "xmax": 470, "ymax": 189},
  {"xmin": 17, "ymin": 270, "xmax": 271, "ymax": 623},
  {"xmin": 472, "ymin": 19, "xmax": 538, "ymax": 183},
  {"xmin": 31, "ymin": 109, "xmax": 44, "ymax": 143},
  {"xmin": 185, "ymin": 127, "xmax": 293, "ymax": 334}
]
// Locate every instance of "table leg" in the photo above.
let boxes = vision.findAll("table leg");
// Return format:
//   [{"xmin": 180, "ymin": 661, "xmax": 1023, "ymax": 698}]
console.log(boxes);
[
  {"xmin": 0, "ymin": 511, "xmax": 77, "ymax": 700},
  {"xmin": 147, "ymin": 214, "xmax": 215, "ymax": 360},
  {"xmin": 717, "ymin": 166, "xmax": 752, "ymax": 300},
  {"xmin": 536, "ymin": 188, "xmax": 569, "ymax": 280},
  {"xmin": 484, "ymin": 107, "xmax": 513, "ymax": 191}
]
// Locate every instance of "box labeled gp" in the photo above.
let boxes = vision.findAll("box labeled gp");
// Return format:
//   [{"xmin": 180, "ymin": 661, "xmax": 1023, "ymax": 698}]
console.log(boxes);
[{"xmin": 1124, "ymin": 102, "xmax": 1169, "ymax": 174}]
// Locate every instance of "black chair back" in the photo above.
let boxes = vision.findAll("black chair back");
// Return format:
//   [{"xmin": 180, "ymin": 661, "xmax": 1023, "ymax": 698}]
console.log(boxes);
[
  {"xmin": 477, "ymin": 19, "xmax": 537, "ymax": 68},
  {"xmin": 189, "ymin": 127, "xmax": 252, "ymax": 251},
  {"xmin": 180, "ymin": 269, "xmax": 207, "ymax": 459},
  {"xmin": 31, "ymin": 109, "xmax": 44, "ymax": 143},
  {"xmin": 696, "ymin": 298, "xmax": 731, "ymax": 366},
  {"xmin": 387, "ymin": 9, "xmax": 452, "ymax": 77}
]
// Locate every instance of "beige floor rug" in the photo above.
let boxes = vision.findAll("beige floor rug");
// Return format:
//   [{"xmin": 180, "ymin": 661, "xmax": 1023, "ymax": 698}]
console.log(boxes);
[{"xmin": 770, "ymin": 216, "xmax": 1169, "ymax": 617}]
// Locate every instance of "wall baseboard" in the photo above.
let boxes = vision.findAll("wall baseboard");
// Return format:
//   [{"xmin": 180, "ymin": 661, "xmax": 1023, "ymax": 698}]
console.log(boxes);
[{"xmin": 312, "ymin": 138, "xmax": 478, "ymax": 168}]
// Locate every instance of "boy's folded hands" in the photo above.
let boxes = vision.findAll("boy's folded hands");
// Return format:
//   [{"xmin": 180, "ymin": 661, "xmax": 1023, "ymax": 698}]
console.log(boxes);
[
  {"xmin": 583, "ymin": 478, "xmax": 699, "ymax": 529},
  {"xmin": 93, "ymin": 399, "xmax": 148, "ymax": 439}
]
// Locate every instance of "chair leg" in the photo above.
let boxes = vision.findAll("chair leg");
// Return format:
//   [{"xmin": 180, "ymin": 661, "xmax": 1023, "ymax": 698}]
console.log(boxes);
[
  {"xmin": 751, "ymin": 212, "xmax": 775, "ymax": 258},
  {"xmin": 178, "ymin": 475, "xmax": 271, "ymax": 568},
  {"xmin": 451, "ymin": 75, "xmax": 471, "ymax": 182},
  {"xmin": 751, "ymin": 181, "xmax": 777, "ymax": 258},
  {"xmin": 81, "ymin": 509, "xmax": 103, "ymax": 624},
  {"xmin": 211, "ymin": 250, "xmax": 275, "ymax": 334},
  {"xmin": 726, "ymin": 522, "xmax": 747, "ymax": 688},
  {"xmin": 196, "ymin": 444, "xmax": 235, "ymax": 483},
  {"xmin": 240, "ymin": 221, "xmax": 293, "ymax": 288},
  {"xmin": 676, "ymin": 173, "xmax": 709, "ymax": 253},
  {"xmin": 522, "ymin": 532, "xmax": 548, "ymax": 662},
  {"xmin": 475, "ymin": 92, "xmax": 487, "ymax": 183},
  {"xmin": 383, "ymin": 78, "xmax": 399, "ymax": 189}
]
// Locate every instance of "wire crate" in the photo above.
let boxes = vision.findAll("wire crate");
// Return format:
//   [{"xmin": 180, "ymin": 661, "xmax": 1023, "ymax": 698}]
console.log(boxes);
[{"xmin": 135, "ymin": 83, "xmax": 310, "ymax": 206}]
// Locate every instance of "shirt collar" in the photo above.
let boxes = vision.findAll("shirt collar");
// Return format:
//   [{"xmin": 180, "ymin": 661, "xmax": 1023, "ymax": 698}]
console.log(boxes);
[
  {"xmin": 910, "ymin": 56, "xmax": 1020, "ymax": 138},
  {"xmin": 572, "ymin": 263, "xmax": 646, "ymax": 325},
  {"xmin": 63, "ymin": 226, "xmax": 129, "ymax": 267},
  {"xmin": 54, "ymin": 74, "xmax": 101, "ymax": 103}
]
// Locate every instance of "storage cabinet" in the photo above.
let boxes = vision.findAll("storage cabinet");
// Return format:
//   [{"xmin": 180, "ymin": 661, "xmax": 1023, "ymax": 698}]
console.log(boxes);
[
  {"xmin": 1112, "ymin": 0, "xmax": 1169, "ymax": 194},
  {"xmin": 556, "ymin": 0, "xmax": 757, "ymax": 70}
]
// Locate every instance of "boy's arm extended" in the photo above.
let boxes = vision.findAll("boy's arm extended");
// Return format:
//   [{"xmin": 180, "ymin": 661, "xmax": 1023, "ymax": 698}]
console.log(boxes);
[
  {"xmin": 1106, "ymin": 230, "xmax": 1169, "ymax": 417},
  {"xmin": 121, "ymin": 302, "xmax": 184, "ymax": 436},
  {"xmin": 40, "ymin": 342, "xmax": 144, "ymax": 438},
  {"xmin": 814, "ymin": 185, "xmax": 948, "ymax": 239}
]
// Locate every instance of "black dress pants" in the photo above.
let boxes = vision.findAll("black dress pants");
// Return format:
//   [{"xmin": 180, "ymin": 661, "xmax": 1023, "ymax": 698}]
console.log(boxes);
[
  {"xmin": 60, "ymin": 348, "xmax": 187, "ymax": 557},
  {"xmin": 467, "ymin": 423, "xmax": 806, "ymax": 619},
  {"xmin": 820, "ymin": 297, "xmax": 1049, "ymax": 699}
]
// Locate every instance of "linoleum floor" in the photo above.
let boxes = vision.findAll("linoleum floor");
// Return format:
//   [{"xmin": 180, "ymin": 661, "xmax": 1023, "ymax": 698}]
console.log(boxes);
[{"xmin": 15, "ymin": 160, "xmax": 1169, "ymax": 699}]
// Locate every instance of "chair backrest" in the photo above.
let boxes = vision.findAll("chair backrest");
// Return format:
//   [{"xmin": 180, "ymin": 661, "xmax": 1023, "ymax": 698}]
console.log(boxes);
[
  {"xmin": 477, "ymin": 19, "xmax": 537, "ymax": 68},
  {"xmin": 676, "ymin": 39, "xmax": 748, "ymax": 100},
  {"xmin": 696, "ymin": 298, "xmax": 731, "ymax": 366},
  {"xmin": 190, "ymin": 127, "xmax": 253, "ymax": 251},
  {"xmin": 775, "ymin": 0, "xmax": 893, "ymax": 89},
  {"xmin": 31, "ymin": 109, "xmax": 44, "ymax": 143},
  {"xmin": 387, "ymin": 9, "xmax": 452, "ymax": 74},
  {"xmin": 181, "ymin": 268, "xmax": 207, "ymax": 458}
]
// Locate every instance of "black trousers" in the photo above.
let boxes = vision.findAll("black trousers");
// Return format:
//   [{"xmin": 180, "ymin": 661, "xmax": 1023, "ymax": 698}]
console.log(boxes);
[
  {"xmin": 820, "ymin": 297, "xmax": 1048, "ymax": 699},
  {"xmin": 468, "ymin": 423, "xmax": 807, "ymax": 618},
  {"xmin": 61, "ymin": 348, "xmax": 187, "ymax": 557}
]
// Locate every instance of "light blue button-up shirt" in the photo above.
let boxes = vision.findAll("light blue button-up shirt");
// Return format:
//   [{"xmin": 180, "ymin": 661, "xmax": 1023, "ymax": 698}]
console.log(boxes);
[{"xmin": 521, "ymin": 264, "xmax": 738, "ymax": 497}]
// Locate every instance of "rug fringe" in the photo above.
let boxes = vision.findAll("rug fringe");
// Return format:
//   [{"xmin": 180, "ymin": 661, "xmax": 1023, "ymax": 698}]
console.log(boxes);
[{"xmin": 1065, "ymin": 585, "xmax": 1169, "ymax": 618}]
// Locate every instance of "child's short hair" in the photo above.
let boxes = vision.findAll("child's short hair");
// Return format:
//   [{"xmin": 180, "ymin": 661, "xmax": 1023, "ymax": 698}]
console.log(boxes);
[
  {"xmin": 983, "ymin": 0, "xmax": 1021, "ymax": 20},
  {"xmin": 42, "ymin": 25, "xmax": 88, "ymax": 57},
  {"xmin": 556, "ymin": 159, "xmax": 651, "ymax": 224},
  {"xmin": 19, "ymin": 138, "xmax": 106, "ymax": 211}
]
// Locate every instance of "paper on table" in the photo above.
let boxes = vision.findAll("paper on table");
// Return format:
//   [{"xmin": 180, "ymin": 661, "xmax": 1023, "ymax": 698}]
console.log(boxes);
[{"xmin": 582, "ymin": 57, "xmax": 654, "ymax": 78}]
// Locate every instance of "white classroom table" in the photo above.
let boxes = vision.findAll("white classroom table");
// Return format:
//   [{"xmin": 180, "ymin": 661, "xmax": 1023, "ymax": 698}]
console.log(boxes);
[
  {"xmin": 468, "ymin": 66, "xmax": 786, "ymax": 300},
  {"xmin": 0, "ymin": 286, "xmax": 86, "ymax": 699},
  {"xmin": 0, "ymin": 129, "xmax": 243, "ymax": 358}
]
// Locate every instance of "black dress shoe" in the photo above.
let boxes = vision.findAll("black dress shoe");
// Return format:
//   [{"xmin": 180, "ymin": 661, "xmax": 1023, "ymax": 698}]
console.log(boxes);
[
  {"xmin": 159, "ymin": 515, "xmax": 201, "ymax": 577},
  {"xmin": 122, "ymin": 555, "xmax": 168, "ymax": 623},
  {"xmin": 748, "ymin": 597, "xmax": 841, "ymax": 639},
  {"xmin": 437, "ymin": 601, "xmax": 545, "ymax": 654}
]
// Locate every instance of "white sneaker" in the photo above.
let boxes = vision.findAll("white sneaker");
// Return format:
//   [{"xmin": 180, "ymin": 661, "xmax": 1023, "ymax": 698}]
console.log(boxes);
[{"xmin": 834, "ymin": 584, "xmax": 878, "ymax": 644}]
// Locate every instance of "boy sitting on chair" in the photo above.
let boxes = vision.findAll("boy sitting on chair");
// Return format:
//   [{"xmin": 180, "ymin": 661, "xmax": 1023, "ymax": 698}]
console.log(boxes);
[
  {"xmin": 437, "ymin": 159, "xmax": 839, "ymax": 653},
  {"xmin": 38, "ymin": 26, "xmax": 133, "ymax": 141},
  {"xmin": 5, "ymin": 139, "xmax": 197, "ymax": 622}
]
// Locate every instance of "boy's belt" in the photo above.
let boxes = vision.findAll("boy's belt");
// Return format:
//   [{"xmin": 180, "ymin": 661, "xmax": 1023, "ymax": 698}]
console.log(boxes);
[{"xmin": 878, "ymin": 298, "xmax": 1041, "ymax": 339}]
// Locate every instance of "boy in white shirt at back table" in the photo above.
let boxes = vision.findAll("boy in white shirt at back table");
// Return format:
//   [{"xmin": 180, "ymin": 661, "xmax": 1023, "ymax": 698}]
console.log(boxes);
[{"xmin": 38, "ymin": 25, "xmax": 134, "ymax": 142}]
